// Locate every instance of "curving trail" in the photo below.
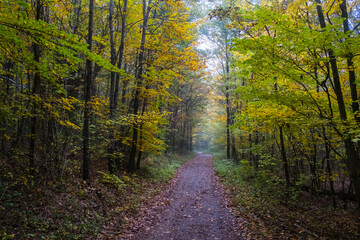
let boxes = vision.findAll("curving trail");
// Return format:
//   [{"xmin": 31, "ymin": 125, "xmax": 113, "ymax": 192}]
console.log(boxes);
[{"xmin": 128, "ymin": 153, "xmax": 242, "ymax": 240}]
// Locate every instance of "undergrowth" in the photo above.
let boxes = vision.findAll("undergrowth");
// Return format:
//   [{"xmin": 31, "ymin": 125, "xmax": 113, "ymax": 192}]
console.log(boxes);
[
  {"xmin": 0, "ymin": 152, "xmax": 195, "ymax": 239},
  {"xmin": 138, "ymin": 152, "xmax": 196, "ymax": 182},
  {"xmin": 213, "ymin": 152, "xmax": 360, "ymax": 239}
]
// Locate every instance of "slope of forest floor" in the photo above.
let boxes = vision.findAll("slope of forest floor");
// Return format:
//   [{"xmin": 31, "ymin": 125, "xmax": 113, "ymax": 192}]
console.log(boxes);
[
  {"xmin": 0, "ymin": 152, "xmax": 195, "ymax": 239},
  {"xmin": 212, "ymin": 153, "xmax": 360, "ymax": 239}
]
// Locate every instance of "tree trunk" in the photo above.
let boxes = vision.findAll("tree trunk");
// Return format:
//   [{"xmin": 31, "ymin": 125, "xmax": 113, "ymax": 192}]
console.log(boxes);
[
  {"xmin": 279, "ymin": 126, "xmax": 290, "ymax": 189},
  {"xmin": 136, "ymin": 96, "xmax": 147, "ymax": 169},
  {"xmin": 109, "ymin": 0, "xmax": 116, "ymax": 118},
  {"xmin": 29, "ymin": 0, "xmax": 43, "ymax": 173},
  {"xmin": 115, "ymin": 0, "xmax": 128, "ymax": 108},
  {"xmin": 310, "ymin": 141, "xmax": 317, "ymax": 194},
  {"xmin": 325, "ymin": 143, "xmax": 337, "ymax": 208},
  {"xmin": 254, "ymin": 130, "xmax": 259, "ymax": 170},
  {"xmin": 83, "ymin": 0, "xmax": 94, "ymax": 181},
  {"xmin": 71, "ymin": 0, "xmax": 81, "ymax": 34},
  {"xmin": 108, "ymin": 0, "xmax": 117, "ymax": 174},
  {"xmin": 189, "ymin": 123, "xmax": 193, "ymax": 151},
  {"xmin": 340, "ymin": 0, "xmax": 359, "ymax": 122},
  {"xmin": 248, "ymin": 133, "xmax": 253, "ymax": 164},
  {"xmin": 128, "ymin": 0, "xmax": 151, "ymax": 172},
  {"xmin": 225, "ymin": 38, "xmax": 231, "ymax": 159}
]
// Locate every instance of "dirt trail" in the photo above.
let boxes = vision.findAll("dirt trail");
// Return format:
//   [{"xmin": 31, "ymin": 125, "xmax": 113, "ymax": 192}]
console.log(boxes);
[{"xmin": 128, "ymin": 153, "xmax": 242, "ymax": 240}]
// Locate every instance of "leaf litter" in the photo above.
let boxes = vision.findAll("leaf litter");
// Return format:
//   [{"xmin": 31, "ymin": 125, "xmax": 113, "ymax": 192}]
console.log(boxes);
[{"xmin": 121, "ymin": 154, "xmax": 247, "ymax": 239}]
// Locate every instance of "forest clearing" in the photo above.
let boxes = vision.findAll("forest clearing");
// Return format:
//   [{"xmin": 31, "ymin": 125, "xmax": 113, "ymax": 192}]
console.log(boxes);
[{"xmin": 1, "ymin": 0, "xmax": 360, "ymax": 239}]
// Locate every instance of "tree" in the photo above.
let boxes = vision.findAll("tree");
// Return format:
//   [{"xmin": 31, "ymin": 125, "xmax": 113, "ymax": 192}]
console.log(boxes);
[
  {"xmin": 210, "ymin": 0, "xmax": 360, "ymax": 205},
  {"xmin": 82, "ymin": 0, "xmax": 95, "ymax": 181}
]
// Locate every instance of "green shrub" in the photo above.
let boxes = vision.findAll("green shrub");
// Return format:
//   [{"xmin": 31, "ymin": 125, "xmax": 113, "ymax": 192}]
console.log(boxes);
[
  {"xmin": 98, "ymin": 171, "xmax": 125, "ymax": 191},
  {"xmin": 140, "ymin": 152, "xmax": 195, "ymax": 183}
]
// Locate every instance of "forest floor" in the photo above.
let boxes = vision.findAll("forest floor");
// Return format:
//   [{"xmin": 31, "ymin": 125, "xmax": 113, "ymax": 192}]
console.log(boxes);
[
  {"xmin": 3, "ymin": 152, "xmax": 358, "ymax": 239},
  {"xmin": 213, "ymin": 156, "xmax": 360, "ymax": 239},
  {"xmin": 121, "ymin": 153, "xmax": 245, "ymax": 240},
  {"xmin": 0, "ymin": 152, "xmax": 196, "ymax": 239}
]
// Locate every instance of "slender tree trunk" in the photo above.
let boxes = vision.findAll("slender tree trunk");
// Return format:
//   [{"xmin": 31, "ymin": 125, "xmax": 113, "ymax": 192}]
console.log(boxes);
[
  {"xmin": 190, "ymin": 123, "xmax": 193, "ymax": 151},
  {"xmin": 310, "ymin": 142, "xmax": 317, "ymax": 193},
  {"xmin": 225, "ymin": 39, "xmax": 231, "ymax": 159},
  {"xmin": 171, "ymin": 108, "xmax": 178, "ymax": 152},
  {"xmin": 254, "ymin": 130, "xmax": 259, "ymax": 169},
  {"xmin": 136, "ymin": 117, "xmax": 144, "ymax": 169},
  {"xmin": 231, "ymin": 131, "xmax": 237, "ymax": 161},
  {"xmin": 72, "ymin": 0, "xmax": 81, "ymax": 34},
  {"xmin": 249, "ymin": 133, "xmax": 253, "ymax": 164},
  {"xmin": 136, "ymin": 96, "xmax": 147, "ymax": 169},
  {"xmin": 109, "ymin": 0, "xmax": 116, "ymax": 118},
  {"xmin": 181, "ymin": 120, "xmax": 185, "ymax": 154},
  {"xmin": 29, "ymin": 0, "xmax": 43, "ymax": 173},
  {"xmin": 115, "ymin": 0, "xmax": 128, "ymax": 107},
  {"xmin": 136, "ymin": 120, "xmax": 144, "ymax": 170},
  {"xmin": 110, "ymin": 0, "xmax": 129, "ymax": 171},
  {"xmin": 325, "ymin": 140, "xmax": 337, "ymax": 208},
  {"xmin": 83, "ymin": 0, "xmax": 94, "ymax": 181},
  {"xmin": 128, "ymin": 0, "xmax": 151, "ymax": 171},
  {"xmin": 226, "ymin": 88, "xmax": 231, "ymax": 159},
  {"xmin": 340, "ymin": 0, "xmax": 359, "ymax": 122},
  {"xmin": 108, "ymin": 0, "xmax": 117, "ymax": 174},
  {"xmin": 279, "ymin": 126, "xmax": 290, "ymax": 189}
]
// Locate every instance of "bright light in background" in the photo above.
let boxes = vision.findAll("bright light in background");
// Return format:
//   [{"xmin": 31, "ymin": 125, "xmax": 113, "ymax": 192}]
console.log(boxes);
[{"xmin": 192, "ymin": 0, "xmax": 228, "ymax": 78}]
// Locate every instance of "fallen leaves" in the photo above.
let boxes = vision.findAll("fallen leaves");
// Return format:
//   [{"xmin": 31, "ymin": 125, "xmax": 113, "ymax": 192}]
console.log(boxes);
[{"xmin": 124, "ymin": 154, "xmax": 242, "ymax": 239}]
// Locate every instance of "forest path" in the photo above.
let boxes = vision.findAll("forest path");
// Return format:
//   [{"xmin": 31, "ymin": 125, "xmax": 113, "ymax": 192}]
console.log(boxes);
[{"xmin": 127, "ymin": 153, "xmax": 242, "ymax": 240}]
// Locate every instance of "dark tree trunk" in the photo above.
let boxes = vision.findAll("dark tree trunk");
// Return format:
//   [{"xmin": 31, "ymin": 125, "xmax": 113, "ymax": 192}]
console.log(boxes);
[
  {"xmin": 109, "ymin": 0, "xmax": 116, "ymax": 119},
  {"xmin": 29, "ymin": 0, "xmax": 43, "ymax": 173},
  {"xmin": 189, "ymin": 123, "xmax": 193, "ymax": 151},
  {"xmin": 180, "ymin": 120, "xmax": 185, "ymax": 154},
  {"xmin": 325, "ymin": 142, "xmax": 337, "ymax": 209},
  {"xmin": 254, "ymin": 131, "xmax": 259, "ymax": 169},
  {"xmin": 231, "ymin": 131, "xmax": 237, "ymax": 161},
  {"xmin": 279, "ymin": 126, "xmax": 290, "ymax": 189},
  {"xmin": 136, "ymin": 120, "xmax": 144, "ymax": 169},
  {"xmin": 108, "ymin": 0, "xmax": 116, "ymax": 174},
  {"xmin": 310, "ymin": 141, "xmax": 317, "ymax": 193},
  {"xmin": 136, "ymin": 96, "xmax": 147, "ymax": 169},
  {"xmin": 171, "ymin": 107, "xmax": 178, "ymax": 152},
  {"xmin": 248, "ymin": 133, "xmax": 253, "ymax": 164},
  {"xmin": 115, "ymin": 0, "xmax": 128, "ymax": 107},
  {"xmin": 83, "ymin": 0, "xmax": 94, "ymax": 181},
  {"xmin": 226, "ymin": 86, "xmax": 231, "ymax": 159},
  {"xmin": 340, "ymin": 0, "xmax": 359, "ymax": 122},
  {"xmin": 128, "ymin": 0, "xmax": 151, "ymax": 172},
  {"xmin": 221, "ymin": 31, "xmax": 232, "ymax": 159}
]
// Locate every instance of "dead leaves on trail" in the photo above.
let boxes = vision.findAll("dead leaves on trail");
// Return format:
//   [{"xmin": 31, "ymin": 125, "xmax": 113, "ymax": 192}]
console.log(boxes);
[{"xmin": 123, "ymin": 154, "xmax": 244, "ymax": 240}]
